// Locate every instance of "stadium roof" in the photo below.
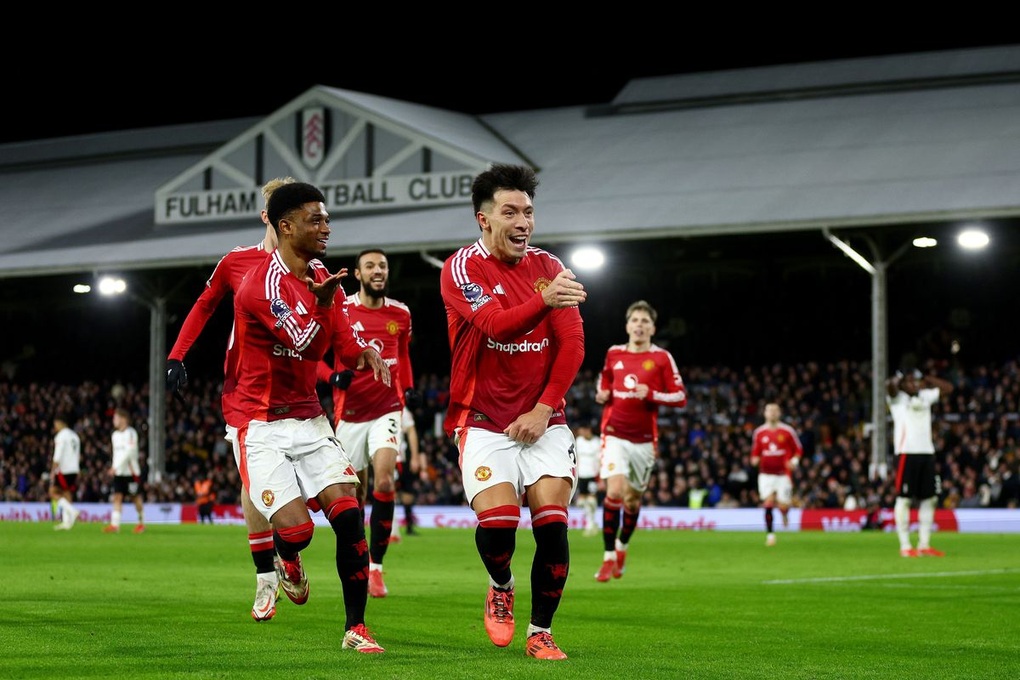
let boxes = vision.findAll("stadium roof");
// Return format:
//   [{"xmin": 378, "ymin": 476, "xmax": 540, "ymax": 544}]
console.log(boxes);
[{"xmin": 3, "ymin": 45, "xmax": 1019, "ymax": 281}]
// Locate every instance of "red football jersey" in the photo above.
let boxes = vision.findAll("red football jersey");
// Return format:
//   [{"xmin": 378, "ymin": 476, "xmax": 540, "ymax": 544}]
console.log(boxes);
[
  {"xmin": 751, "ymin": 423, "xmax": 803, "ymax": 476},
  {"xmin": 232, "ymin": 251, "xmax": 366, "ymax": 422},
  {"xmin": 323, "ymin": 292, "xmax": 414, "ymax": 423},
  {"xmin": 440, "ymin": 239, "xmax": 584, "ymax": 436},
  {"xmin": 597, "ymin": 344, "xmax": 686, "ymax": 444},
  {"xmin": 168, "ymin": 242, "xmax": 271, "ymax": 427}
]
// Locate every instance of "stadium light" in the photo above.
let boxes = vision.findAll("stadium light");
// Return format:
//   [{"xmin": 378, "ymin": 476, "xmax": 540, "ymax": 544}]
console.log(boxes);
[
  {"xmin": 98, "ymin": 275, "xmax": 128, "ymax": 296},
  {"xmin": 570, "ymin": 246, "xmax": 606, "ymax": 271},
  {"xmin": 958, "ymin": 228, "xmax": 990, "ymax": 250}
]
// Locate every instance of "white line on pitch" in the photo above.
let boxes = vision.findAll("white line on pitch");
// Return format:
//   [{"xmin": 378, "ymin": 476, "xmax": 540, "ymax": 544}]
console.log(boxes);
[{"xmin": 763, "ymin": 568, "xmax": 1020, "ymax": 585}]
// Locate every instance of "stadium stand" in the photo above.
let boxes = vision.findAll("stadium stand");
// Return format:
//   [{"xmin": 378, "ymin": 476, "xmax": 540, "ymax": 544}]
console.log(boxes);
[{"xmin": 3, "ymin": 358, "xmax": 1017, "ymax": 511}]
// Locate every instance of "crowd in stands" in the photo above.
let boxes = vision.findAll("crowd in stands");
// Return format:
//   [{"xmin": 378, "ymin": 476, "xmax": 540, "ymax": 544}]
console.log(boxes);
[{"xmin": 2, "ymin": 358, "xmax": 1018, "ymax": 513}]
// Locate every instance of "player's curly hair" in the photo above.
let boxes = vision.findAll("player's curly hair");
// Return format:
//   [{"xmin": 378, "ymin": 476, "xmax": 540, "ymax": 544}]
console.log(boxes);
[{"xmin": 266, "ymin": 182, "xmax": 326, "ymax": 229}]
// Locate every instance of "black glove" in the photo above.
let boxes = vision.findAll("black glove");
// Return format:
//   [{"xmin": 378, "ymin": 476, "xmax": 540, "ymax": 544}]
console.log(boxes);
[
  {"xmin": 330, "ymin": 369, "xmax": 354, "ymax": 390},
  {"xmin": 403, "ymin": 388, "xmax": 422, "ymax": 409},
  {"xmin": 166, "ymin": 359, "xmax": 188, "ymax": 393}
]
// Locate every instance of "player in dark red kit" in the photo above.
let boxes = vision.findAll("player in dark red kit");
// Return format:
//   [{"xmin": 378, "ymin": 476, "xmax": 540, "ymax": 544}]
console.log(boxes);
[
  {"xmin": 232, "ymin": 181, "xmax": 390, "ymax": 653},
  {"xmin": 318, "ymin": 248, "xmax": 417, "ymax": 598},
  {"xmin": 440, "ymin": 164, "xmax": 586, "ymax": 661},
  {"xmin": 594, "ymin": 300, "xmax": 686, "ymax": 581},
  {"xmin": 166, "ymin": 177, "xmax": 294, "ymax": 621},
  {"xmin": 750, "ymin": 402, "xmax": 803, "ymax": 546}
]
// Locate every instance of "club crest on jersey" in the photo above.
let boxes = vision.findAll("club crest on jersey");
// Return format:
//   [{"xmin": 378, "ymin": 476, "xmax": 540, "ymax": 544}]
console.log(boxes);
[
  {"xmin": 643, "ymin": 359, "xmax": 655, "ymax": 371},
  {"xmin": 261, "ymin": 489, "xmax": 276, "ymax": 507},
  {"xmin": 475, "ymin": 466, "xmax": 492, "ymax": 482},
  {"xmin": 533, "ymin": 277, "xmax": 551, "ymax": 293},
  {"xmin": 270, "ymin": 298, "xmax": 293, "ymax": 329},
  {"xmin": 386, "ymin": 320, "xmax": 399, "ymax": 335}
]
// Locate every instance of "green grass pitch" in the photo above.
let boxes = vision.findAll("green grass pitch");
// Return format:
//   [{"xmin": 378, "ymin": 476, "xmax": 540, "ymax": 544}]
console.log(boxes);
[{"xmin": 5, "ymin": 522, "xmax": 1019, "ymax": 679}]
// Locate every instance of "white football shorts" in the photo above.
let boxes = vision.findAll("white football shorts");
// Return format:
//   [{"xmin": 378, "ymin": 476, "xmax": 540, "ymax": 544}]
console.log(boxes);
[
  {"xmin": 457, "ymin": 424, "xmax": 578, "ymax": 506},
  {"xmin": 239, "ymin": 415, "xmax": 359, "ymax": 522},
  {"xmin": 225, "ymin": 424, "xmax": 241, "ymax": 468},
  {"xmin": 599, "ymin": 434, "xmax": 655, "ymax": 492},
  {"xmin": 335, "ymin": 411, "xmax": 401, "ymax": 473},
  {"xmin": 758, "ymin": 473, "xmax": 793, "ymax": 505}
]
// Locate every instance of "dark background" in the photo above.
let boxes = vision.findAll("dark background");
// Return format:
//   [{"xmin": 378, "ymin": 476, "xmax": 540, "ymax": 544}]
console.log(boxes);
[
  {"xmin": 4, "ymin": 218, "xmax": 1017, "ymax": 386},
  {"xmin": 1, "ymin": 39, "xmax": 1011, "ymax": 145}
]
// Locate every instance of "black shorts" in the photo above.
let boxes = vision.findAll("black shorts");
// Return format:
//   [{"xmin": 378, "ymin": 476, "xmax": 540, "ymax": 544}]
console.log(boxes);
[
  {"xmin": 396, "ymin": 461, "xmax": 416, "ymax": 495},
  {"xmin": 894, "ymin": 454, "xmax": 938, "ymax": 499},
  {"xmin": 112, "ymin": 475, "xmax": 141, "ymax": 497},
  {"xmin": 52, "ymin": 472, "xmax": 78, "ymax": 493},
  {"xmin": 576, "ymin": 476, "xmax": 598, "ymax": 496}
]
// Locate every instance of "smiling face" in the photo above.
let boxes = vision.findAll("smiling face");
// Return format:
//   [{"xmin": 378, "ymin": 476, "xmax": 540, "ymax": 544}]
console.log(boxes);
[
  {"xmin": 478, "ymin": 189, "xmax": 534, "ymax": 264},
  {"xmin": 282, "ymin": 201, "xmax": 330, "ymax": 260},
  {"xmin": 356, "ymin": 250, "xmax": 389, "ymax": 300}
]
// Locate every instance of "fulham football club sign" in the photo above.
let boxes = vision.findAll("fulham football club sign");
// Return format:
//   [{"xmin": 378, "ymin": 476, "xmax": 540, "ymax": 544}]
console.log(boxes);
[{"xmin": 153, "ymin": 86, "xmax": 508, "ymax": 226}]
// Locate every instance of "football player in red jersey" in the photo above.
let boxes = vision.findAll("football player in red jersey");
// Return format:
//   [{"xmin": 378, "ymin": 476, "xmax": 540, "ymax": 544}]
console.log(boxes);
[
  {"xmin": 750, "ymin": 402, "xmax": 803, "ymax": 546},
  {"xmin": 232, "ymin": 182, "xmax": 389, "ymax": 653},
  {"xmin": 318, "ymin": 248, "xmax": 417, "ymax": 598},
  {"xmin": 440, "ymin": 164, "xmax": 586, "ymax": 661},
  {"xmin": 166, "ymin": 177, "xmax": 295, "ymax": 621},
  {"xmin": 594, "ymin": 300, "xmax": 687, "ymax": 581}
]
